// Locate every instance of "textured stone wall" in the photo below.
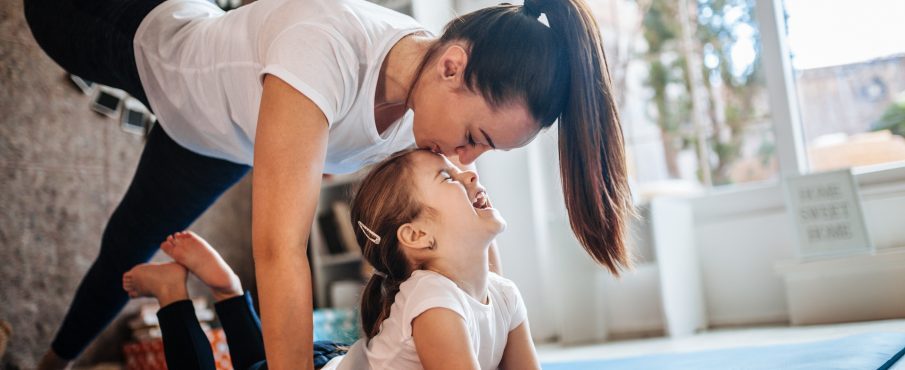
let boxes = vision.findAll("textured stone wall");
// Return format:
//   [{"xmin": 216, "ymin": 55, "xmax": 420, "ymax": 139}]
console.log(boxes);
[{"xmin": 0, "ymin": 0, "xmax": 255, "ymax": 367}]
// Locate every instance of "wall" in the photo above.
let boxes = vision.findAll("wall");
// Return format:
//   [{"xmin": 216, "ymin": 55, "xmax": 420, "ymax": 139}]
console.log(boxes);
[
  {"xmin": 0, "ymin": 1, "xmax": 254, "ymax": 367},
  {"xmin": 479, "ymin": 124, "xmax": 905, "ymax": 343},
  {"xmin": 691, "ymin": 172, "xmax": 905, "ymax": 327}
]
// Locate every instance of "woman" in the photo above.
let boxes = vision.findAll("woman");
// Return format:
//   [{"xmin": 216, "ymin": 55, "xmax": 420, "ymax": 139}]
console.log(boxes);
[{"xmin": 24, "ymin": 0, "xmax": 632, "ymax": 367}]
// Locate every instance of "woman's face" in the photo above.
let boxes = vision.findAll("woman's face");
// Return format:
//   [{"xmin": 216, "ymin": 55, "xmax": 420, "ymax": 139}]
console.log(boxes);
[
  {"xmin": 410, "ymin": 45, "xmax": 541, "ymax": 165},
  {"xmin": 409, "ymin": 151, "xmax": 506, "ymax": 249}
]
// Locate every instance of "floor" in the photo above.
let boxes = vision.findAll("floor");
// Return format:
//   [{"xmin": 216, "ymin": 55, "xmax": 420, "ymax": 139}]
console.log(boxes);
[{"xmin": 537, "ymin": 318, "xmax": 905, "ymax": 367}]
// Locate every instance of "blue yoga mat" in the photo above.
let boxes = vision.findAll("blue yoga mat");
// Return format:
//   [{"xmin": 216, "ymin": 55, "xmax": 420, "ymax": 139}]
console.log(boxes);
[{"xmin": 542, "ymin": 332, "xmax": 905, "ymax": 370}]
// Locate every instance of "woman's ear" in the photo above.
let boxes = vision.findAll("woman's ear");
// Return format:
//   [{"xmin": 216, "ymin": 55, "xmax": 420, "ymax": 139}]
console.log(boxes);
[
  {"xmin": 434, "ymin": 44, "xmax": 468, "ymax": 87},
  {"xmin": 397, "ymin": 222, "xmax": 434, "ymax": 252}
]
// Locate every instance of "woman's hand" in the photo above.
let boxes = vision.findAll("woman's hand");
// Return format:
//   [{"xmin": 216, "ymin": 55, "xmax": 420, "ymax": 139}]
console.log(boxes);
[{"xmin": 252, "ymin": 74, "xmax": 330, "ymax": 370}]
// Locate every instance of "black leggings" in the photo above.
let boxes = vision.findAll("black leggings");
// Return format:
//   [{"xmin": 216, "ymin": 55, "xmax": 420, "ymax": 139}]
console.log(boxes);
[
  {"xmin": 161, "ymin": 294, "xmax": 267, "ymax": 370},
  {"xmin": 159, "ymin": 293, "xmax": 346, "ymax": 370},
  {"xmin": 23, "ymin": 0, "xmax": 347, "ymax": 363},
  {"xmin": 23, "ymin": 0, "xmax": 253, "ymax": 359}
]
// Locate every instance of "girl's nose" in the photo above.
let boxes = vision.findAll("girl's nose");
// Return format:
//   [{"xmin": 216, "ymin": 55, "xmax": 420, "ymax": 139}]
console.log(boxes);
[{"xmin": 460, "ymin": 170, "xmax": 478, "ymax": 184}]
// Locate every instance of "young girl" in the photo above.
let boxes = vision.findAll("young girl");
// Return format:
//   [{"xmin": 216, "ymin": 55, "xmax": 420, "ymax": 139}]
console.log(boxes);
[
  {"xmin": 326, "ymin": 148, "xmax": 540, "ymax": 369},
  {"xmin": 123, "ymin": 149, "xmax": 536, "ymax": 369},
  {"xmin": 26, "ymin": 0, "xmax": 632, "ymax": 366}
]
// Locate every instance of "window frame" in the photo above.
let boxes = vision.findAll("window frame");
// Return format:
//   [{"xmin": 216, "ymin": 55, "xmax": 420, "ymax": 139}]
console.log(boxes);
[{"xmin": 754, "ymin": 0, "xmax": 905, "ymax": 181}]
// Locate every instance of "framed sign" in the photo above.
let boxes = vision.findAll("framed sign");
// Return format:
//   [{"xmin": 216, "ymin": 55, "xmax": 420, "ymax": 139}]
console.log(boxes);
[{"xmin": 783, "ymin": 169, "xmax": 873, "ymax": 260}]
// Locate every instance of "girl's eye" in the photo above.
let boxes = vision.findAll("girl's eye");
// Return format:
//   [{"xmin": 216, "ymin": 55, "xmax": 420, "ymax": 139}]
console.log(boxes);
[
  {"xmin": 441, "ymin": 171, "xmax": 454, "ymax": 182},
  {"xmin": 466, "ymin": 132, "xmax": 477, "ymax": 147}
]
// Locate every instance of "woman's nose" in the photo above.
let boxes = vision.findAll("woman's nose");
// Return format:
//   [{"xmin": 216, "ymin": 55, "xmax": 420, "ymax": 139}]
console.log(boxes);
[{"xmin": 455, "ymin": 146, "xmax": 490, "ymax": 165}]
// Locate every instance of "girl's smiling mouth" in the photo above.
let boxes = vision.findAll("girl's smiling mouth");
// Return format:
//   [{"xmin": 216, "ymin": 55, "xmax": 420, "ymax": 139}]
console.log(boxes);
[{"xmin": 472, "ymin": 190, "xmax": 491, "ymax": 210}]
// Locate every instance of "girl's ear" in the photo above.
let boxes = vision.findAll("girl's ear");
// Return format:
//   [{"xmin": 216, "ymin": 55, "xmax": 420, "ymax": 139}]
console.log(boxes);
[
  {"xmin": 434, "ymin": 44, "xmax": 468, "ymax": 87},
  {"xmin": 397, "ymin": 222, "xmax": 434, "ymax": 252}
]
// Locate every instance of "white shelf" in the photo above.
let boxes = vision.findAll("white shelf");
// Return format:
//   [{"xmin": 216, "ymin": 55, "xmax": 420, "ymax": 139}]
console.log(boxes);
[{"xmin": 311, "ymin": 172, "xmax": 366, "ymax": 308}]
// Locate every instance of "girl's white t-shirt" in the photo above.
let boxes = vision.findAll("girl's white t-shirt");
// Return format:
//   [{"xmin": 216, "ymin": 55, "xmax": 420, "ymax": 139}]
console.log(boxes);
[
  {"xmin": 133, "ymin": 0, "xmax": 425, "ymax": 173},
  {"xmin": 332, "ymin": 270, "xmax": 528, "ymax": 370}
]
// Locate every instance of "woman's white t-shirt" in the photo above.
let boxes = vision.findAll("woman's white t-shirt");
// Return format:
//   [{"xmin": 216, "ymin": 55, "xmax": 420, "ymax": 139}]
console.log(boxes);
[
  {"xmin": 337, "ymin": 270, "xmax": 528, "ymax": 370},
  {"xmin": 133, "ymin": 0, "xmax": 425, "ymax": 173}
]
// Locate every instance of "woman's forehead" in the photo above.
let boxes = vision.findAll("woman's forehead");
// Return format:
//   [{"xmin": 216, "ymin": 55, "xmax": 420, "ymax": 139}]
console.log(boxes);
[{"xmin": 479, "ymin": 104, "xmax": 541, "ymax": 150}]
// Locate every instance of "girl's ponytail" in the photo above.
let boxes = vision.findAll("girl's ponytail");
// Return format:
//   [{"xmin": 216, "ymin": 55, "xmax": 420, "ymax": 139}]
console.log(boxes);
[
  {"xmin": 360, "ymin": 272, "xmax": 402, "ymax": 339},
  {"xmin": 536, "ymin": 0, "xmax": 634, "ymax": 276},
  {"xmin": 351, "ymin": 150, "xmax": 424, "ymax": 338}
]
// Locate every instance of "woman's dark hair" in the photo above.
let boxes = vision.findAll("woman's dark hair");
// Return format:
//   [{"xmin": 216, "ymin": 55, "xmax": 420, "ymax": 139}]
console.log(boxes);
[
  {"xmin": 351, "ymin": 149, "xmax": 426, "ymax": 339},
  {"xmin": 411, "ymin": 0, "xmax": 633, "ymax": 275}
]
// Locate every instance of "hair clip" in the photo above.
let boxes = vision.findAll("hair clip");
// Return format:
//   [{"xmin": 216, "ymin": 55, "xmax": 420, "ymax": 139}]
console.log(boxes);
[{"xmin": 357, "ymin": 220, "xmax": 381, "ymax": 244}]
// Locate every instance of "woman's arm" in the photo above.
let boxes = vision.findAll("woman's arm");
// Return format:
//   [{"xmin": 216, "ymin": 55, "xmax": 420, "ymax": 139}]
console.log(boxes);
[
  {"xmin": 412, "ymin": 308, "xmax": 481, "ymax": 370},
  {"xmin": 252, "ymin": 74, "xmax": 330, "ymax": 370},
  {"xmin": 499, "ymin": 322, "xmax": 541, "ymax": 370}
]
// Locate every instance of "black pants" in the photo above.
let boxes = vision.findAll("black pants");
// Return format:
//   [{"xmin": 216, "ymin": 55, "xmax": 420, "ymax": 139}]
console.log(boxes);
[
  {"xmin": 23, "ymin": 0, "xmax": 348, "ymax": 363},
  {"xmin": 159, "ymin": 293, "xmax": 346, "ymax": 370},
  {"xmin": 160, "ymin": 293, "xmax": 267, "ymax": 370},
  {"xmin": 23, "ymin": 0, "xmax": 253, "ymax": 359}
]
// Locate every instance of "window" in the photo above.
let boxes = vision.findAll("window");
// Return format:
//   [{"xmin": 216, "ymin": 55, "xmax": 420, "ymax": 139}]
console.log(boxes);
[
  {"xmin": 784, "ymin": 0, "xmax": 905, "ymax": 172},
  {"xmin": 590, "ymin": 0, "xmax": 777, "ymax": 200}
]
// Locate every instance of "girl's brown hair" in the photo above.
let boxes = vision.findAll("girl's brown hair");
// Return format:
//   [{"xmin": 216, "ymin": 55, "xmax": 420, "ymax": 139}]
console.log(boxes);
[
  {"xmin": 411, "ymin": 0, "xmax": 633, "ymax": 275},
  {"xmin": 351, "ymin": 150, "xmax": 426, "ymax": 339}
]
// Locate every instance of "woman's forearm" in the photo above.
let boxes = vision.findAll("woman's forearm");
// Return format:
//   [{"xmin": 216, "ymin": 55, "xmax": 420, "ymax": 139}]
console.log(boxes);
[
  {"xmin": 253, "ymin": 74, "xmax": 330, "ymax": 369},
  {"xmin": 254, "ymin": 242, "xmax": 315, "ymax": 370}
]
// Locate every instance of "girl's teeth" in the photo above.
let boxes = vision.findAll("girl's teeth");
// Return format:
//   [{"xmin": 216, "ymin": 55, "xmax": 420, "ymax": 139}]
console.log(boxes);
[{"xmin": 473, "ymin": 193, "xmax": 489, "ymax": 209}]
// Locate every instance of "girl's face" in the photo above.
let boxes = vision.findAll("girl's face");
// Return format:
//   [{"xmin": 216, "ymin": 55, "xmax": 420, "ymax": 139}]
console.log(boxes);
[
  {"xmin": 410, "ymin": 44, "xmax": 540, "ymax": 165},
  {"xmin": 409, "ymin": 151, "xmax": 506, "ymax": 250}
]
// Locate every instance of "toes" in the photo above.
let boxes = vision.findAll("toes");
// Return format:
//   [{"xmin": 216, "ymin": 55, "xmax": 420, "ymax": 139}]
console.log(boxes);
[{"xmin": 161, "ymin": 240, "xmax": 174, "ymax": 255}]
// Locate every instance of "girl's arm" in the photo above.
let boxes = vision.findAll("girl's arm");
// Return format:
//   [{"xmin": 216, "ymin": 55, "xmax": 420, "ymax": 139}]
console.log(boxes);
[
  {"xmin": 413, "ymin": 308, "xmax": 481, "ymax": 370},
  {"xmin": 252, "ymin": 74, "xmax": 330, "ymax": 370},
  {"xmin": 499, "ymin": 322, "xmax": 541, "ymax": 370}
]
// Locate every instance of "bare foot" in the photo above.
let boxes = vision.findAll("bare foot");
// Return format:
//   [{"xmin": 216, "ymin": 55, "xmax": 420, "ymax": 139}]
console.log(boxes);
[
  {"xmin": 161, "ymin": 231, "xmax": 242, "ymax": 301},
  {"xmin": 122, "ymin": 262, "xmax": 189, "ymax": 307}
]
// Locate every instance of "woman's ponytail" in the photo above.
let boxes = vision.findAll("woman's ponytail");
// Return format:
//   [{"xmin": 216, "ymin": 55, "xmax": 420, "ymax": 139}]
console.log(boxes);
[
  {"xmin": 541, "ymin": 0, "xmax": 634, "ymax": 276},
  {"xmin": 421, "ymin": 0, "xmax": 633, "ymax": 275}
]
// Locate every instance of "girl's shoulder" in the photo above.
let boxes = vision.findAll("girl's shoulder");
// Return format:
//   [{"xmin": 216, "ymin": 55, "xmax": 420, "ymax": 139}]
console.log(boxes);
[
  {"xmin": 396, "ymin": 270, "xmax": 471, "ymax": 316},
  {"xmin": 487, "ymin": 272, "xmax": 527, "ymax": 327},
  {"xmin": 399, "ymin": 270, "xmax": 463, "ymax": 298},
  {"xmin": 488, "ymin": 272, "xmax": 522, "ymax": 301}
]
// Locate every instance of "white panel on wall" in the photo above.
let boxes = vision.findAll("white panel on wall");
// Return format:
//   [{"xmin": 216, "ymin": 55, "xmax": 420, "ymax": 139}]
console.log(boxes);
[
  {"xmin": 861, "ymin": 195, "xmax": 905, "ymax": 250},
  {"xmin": 600, "ymin": 263, "xmax": 664, "ymax": 336},
  {"xmin": 696, "ymin": 212, "xmax": 795, "ymax": 326},
  {"xmin": 651, "ymin": 197, "xmax": 707, "ymax": 337}
]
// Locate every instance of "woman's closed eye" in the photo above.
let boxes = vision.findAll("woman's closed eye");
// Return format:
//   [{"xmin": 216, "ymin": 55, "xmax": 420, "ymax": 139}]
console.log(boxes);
[{"xmin": 466, "ymin": 131, "xmax": 477, "ymax": 147}]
